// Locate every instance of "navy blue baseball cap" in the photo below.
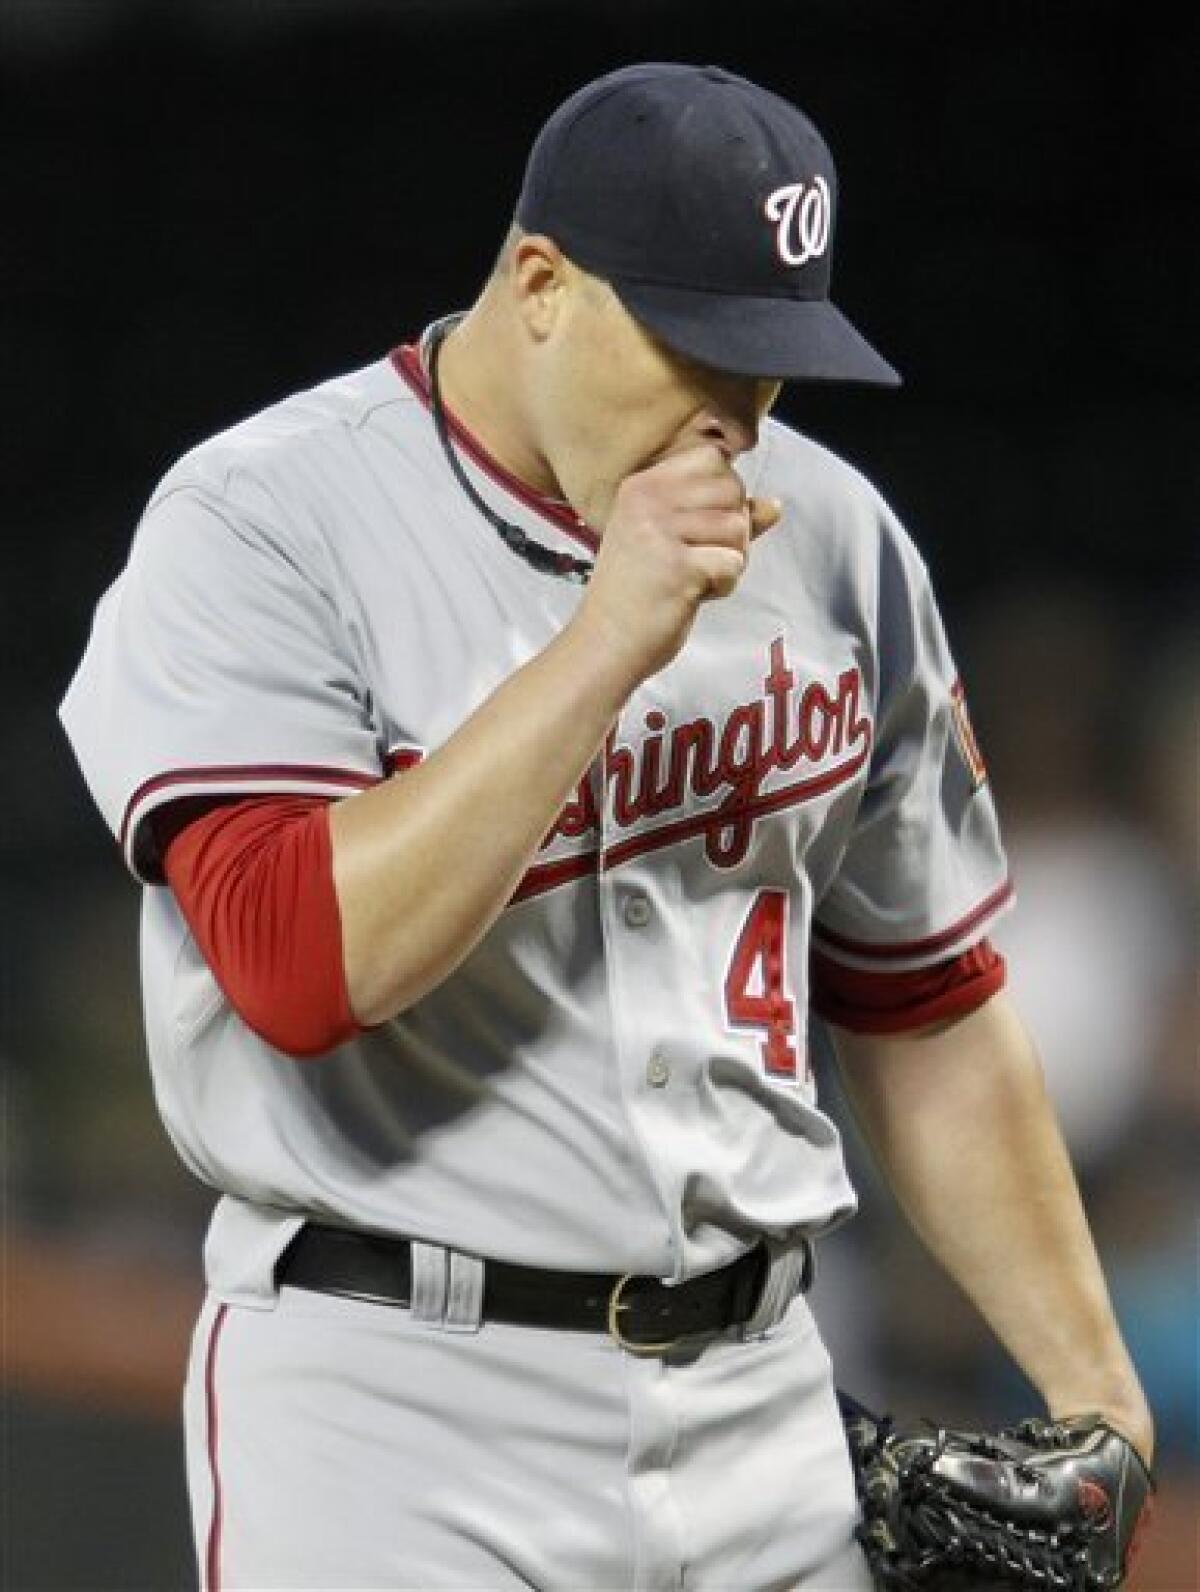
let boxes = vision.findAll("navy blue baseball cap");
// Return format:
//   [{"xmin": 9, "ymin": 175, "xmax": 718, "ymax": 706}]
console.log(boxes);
[{"xmin": 516, "ymin": 62, "xmax": 900, "ymax": 386}]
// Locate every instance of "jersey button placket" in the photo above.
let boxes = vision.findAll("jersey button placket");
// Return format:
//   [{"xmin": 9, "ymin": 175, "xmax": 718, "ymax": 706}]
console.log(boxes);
[{"xmin": 597, "ymin": 722, "xmax": 681, "ymax": 1270}]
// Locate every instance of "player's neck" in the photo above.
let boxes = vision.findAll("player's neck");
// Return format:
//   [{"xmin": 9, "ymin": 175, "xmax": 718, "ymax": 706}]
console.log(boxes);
[{"xmin": 433, "ymin": 310, "xmax": 563, "ymax": 503}]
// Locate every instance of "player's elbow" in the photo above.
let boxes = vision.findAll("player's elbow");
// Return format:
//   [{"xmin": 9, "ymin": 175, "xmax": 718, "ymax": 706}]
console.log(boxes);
[
  {"xmin": 340, "ymin": 960, "xmax": 433, "ymax": 1031},
  {"xmin": 230, "ymin": 980, "xmax": 362, "ymax": 1061}
]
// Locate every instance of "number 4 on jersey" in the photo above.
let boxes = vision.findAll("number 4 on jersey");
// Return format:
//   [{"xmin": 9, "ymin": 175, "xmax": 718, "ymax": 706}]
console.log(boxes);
[{"xmin": 724, "ymin": 889, "xmax": 805, "ymax": 1080}]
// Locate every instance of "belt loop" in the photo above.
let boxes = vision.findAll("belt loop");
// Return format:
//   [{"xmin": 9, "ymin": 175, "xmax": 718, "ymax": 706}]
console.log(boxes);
[
  {"xmin": 444, "ymin": 1251, "xmax": 485, "ymax": 1333},
  {"xmin": 740, "ymin": 1238, "xmax": 814, "ymax": 1340},
  {"xmin": 409, "ymin": 1240, "xmax": 448, "ymax": 1324}
]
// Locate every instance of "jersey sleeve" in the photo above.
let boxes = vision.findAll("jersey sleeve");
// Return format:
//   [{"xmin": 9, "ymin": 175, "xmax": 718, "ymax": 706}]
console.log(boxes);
[
  {"xmin": 809, "ymin": 937, "xmax": 1006, "ymax": 1033},
  {"xmin": 59, "ymin": 476, "xmax": 383, "ymax": 883},
  {"xmin": 813, "ymin": 516, "xmax": 1013, "ymax": 972}
]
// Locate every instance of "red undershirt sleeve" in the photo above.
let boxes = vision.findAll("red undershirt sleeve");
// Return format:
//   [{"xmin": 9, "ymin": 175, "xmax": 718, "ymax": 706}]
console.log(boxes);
[
  {"xmin": 809, "ymin": 937, "xmax": 1006, "ymax": 1035},
  {"xmin": 155, "ymin": 794, "xmax": 361, "ymax": 1059}
]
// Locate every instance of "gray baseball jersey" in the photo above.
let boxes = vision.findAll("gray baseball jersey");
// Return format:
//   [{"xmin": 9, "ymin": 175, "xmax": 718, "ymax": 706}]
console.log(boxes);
[{"xmin": 60, "ymin": 325, "xmax": 1012, "ymax": 1302}]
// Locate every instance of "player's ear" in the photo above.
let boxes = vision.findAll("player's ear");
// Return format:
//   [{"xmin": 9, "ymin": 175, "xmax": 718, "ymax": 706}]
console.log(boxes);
[{"xmin": 509, "ymin": 234, "xmax": 569, "ymax": 341}]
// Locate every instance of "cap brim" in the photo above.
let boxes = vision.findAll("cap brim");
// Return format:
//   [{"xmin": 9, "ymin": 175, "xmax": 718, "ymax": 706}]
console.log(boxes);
[{"xmin": 612, "ymin": 279, "xmax": 901, "ymax": 386}]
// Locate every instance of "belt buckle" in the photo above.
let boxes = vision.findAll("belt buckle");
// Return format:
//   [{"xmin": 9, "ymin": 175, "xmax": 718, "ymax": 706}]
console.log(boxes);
[{"xmin": 607, "ymin": 1272, "xmax": 681, "ymax": 1357}]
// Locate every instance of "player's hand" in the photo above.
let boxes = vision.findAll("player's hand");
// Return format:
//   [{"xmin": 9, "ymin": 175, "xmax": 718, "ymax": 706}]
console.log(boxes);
[{"xmin": 574, "ymin": 443, "xmax": 782, "ymax": 688}]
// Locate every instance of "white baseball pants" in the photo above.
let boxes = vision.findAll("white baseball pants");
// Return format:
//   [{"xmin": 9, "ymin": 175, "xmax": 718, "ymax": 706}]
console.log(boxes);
[{"xmin": 184, "ymin": 1275, "xmax": 871, "ymax": 1591}]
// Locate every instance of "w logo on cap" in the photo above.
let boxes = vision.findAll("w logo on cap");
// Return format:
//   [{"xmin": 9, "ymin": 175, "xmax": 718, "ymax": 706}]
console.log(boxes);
[{"xmin": 764, "ymin": 177, "xmax": 831, "ymax": 266}]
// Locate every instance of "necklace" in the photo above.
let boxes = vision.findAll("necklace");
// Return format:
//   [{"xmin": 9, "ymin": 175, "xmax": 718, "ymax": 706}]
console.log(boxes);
[{"xmin": 424, "ymin": 319, "xmax": 594, "ymax": 585}]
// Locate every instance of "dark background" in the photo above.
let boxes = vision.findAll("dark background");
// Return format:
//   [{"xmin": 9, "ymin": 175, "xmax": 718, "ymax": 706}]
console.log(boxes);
[{"xmin": 3, "ymin": 2, "xmax": 1196, "ymax": 1587}]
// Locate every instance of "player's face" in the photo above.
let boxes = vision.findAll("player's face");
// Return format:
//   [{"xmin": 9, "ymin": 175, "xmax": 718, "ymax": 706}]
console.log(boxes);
[{"xmin": 532, "ymin": 272, "xmax": 781, "ymax": 531}]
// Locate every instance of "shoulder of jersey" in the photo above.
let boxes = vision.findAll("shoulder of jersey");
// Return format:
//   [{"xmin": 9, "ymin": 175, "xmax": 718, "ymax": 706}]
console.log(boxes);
[
  {"xmin": 759, "ymin": 414, "xmax": 916, "ymax": 567},
  {"xmin": 150, "ymin": 356, "xmax": 410, "ymax": 503}
]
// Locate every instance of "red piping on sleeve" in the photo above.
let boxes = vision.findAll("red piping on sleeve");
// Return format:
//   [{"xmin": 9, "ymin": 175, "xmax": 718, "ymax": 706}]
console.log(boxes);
[
  {"xmin": 811, "ymin": 880, "xmax": 1014, "ymax": 963},
  {"xmin": 810, "ymin": 937, "xmax": 1006, "ymax": 1034},
  {"xmin": 122, "ymin": 763, "xmax": 378, "ymax": 873},
  {"xmin": 156, "ymin": 795, "xmax": 360, "ymax": 1059}
]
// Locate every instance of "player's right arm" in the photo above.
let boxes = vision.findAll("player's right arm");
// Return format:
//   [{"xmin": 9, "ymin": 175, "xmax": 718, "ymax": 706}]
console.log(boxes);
[{"xmin": 331, "ymin": 443, "xmax": 779, "ymax": 1026}]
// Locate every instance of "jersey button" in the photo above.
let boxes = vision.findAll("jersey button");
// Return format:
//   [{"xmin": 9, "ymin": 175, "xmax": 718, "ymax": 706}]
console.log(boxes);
[
  {"xmin": 623, "ymin": 894, "xmax": 651, "ymax": 929},
  {"xmin": 646, "ymin": 1052, "xmax": 671, "ymax": 1088}
]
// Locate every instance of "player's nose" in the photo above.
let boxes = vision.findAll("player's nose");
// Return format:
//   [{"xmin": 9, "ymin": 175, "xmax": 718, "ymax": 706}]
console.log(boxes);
[
  {"xmin": 699, "ymin": 378, "xmax": 781, "ymax": 458},
  {"xmin": 699, "ymin": 413, "xmax": 756, "ymax": 459}
]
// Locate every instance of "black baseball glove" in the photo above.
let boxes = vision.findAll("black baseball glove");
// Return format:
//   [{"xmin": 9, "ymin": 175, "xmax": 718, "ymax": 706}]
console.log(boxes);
[{"xmin": 838, "ymin": 1391, "xmax": 1154, "ymax": 1590}]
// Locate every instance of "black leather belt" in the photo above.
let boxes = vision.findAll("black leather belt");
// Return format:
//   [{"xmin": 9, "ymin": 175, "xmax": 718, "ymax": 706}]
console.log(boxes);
[{"xmin": 277, "ymin": 1224, "xmax": 780, "ymax": 1354}]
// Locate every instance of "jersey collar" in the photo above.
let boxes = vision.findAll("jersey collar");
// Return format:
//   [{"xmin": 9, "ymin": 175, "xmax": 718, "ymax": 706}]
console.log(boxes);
[{"xmin": 389, "ymin": 330, "xmax": 599, "ymax": 555}]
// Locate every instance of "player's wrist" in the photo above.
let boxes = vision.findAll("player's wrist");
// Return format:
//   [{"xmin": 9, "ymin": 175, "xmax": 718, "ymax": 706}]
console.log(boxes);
[
  {"xmin": 555, "ymin": 608, "xmax": 653, "ymax": 709},
  {"xmin": 1049, "ymin": 1391, "xmax": 1155, "ymax": 1470}
]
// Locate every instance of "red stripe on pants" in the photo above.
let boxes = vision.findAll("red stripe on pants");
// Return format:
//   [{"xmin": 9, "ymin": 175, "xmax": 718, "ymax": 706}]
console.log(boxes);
[{"xmin": 204, "ymin": 1304, "xmax": 230, "ymax": 1591}]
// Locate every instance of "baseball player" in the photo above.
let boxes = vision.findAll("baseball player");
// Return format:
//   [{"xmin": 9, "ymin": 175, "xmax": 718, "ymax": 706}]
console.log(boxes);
[{"xmin": 60, "ymin": 63, "xmax": 1151, "ymax": 1591}]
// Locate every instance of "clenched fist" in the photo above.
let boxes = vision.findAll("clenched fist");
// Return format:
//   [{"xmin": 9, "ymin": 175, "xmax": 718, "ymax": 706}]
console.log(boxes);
[{"xmin": 573, "ymin": 443, "xmax": 781, "ymax": 688}]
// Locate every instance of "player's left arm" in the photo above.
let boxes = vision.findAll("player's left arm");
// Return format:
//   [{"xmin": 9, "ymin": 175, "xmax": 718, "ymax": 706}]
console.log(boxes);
[{"xmin": 830, "ymin": 989, "xmax": 1154, "ymax": 1468}]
